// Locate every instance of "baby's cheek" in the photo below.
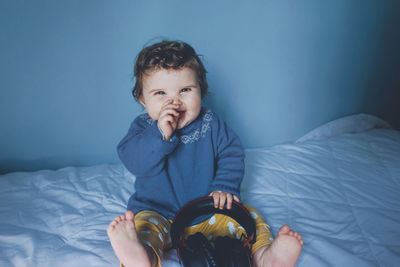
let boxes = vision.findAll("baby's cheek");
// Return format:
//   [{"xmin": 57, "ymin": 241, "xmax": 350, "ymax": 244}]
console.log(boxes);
[{"xmin": 147, "ymin": 108, "xmax": 160, "ymax": 121}]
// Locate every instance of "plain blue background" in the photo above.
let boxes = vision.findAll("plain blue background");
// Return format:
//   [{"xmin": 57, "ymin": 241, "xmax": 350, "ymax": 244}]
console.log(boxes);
[{"xmin": 1, "ymin": 0, "xmax": 399, "ymax": 173}]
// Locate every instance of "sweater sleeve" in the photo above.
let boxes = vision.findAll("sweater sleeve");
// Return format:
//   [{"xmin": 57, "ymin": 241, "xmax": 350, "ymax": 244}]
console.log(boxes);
[
  {"xmin": 117, "ymin": 115, "xmax": 179, "ymax": 176},
  {"xmin": 209, "ymin": 114, "xmax": 245, "ymax": 198}
]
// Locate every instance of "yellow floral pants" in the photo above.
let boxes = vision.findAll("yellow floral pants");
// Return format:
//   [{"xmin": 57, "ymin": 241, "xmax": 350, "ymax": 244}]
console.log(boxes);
[{"xmin": 125, "ymin": 204, "xmax": 273, "ymax": 267}]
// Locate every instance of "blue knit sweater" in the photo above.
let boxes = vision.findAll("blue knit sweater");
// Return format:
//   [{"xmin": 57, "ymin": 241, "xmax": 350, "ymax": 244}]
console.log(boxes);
[{"xmin": 117, "ymin": 108, "xmax": 245, "ymax": 221}]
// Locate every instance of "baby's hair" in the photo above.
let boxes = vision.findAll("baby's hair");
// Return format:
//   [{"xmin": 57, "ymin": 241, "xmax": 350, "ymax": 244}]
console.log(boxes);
[{"xmin": 132, "ymin": 40, "xmax": 208, "ymax": 101}]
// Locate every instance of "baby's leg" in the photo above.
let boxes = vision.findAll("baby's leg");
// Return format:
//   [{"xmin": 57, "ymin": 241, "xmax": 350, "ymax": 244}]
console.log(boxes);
[
  {"xmin": 107, "ymin": 211, "xmax": 156, "ymax": 267},
  {"xmin": 242, "ymin": 205, "xmax": 303, "ymax": 267},
  {"xmin": 252, "ymin": 225, "xmax": 303, "ymax": 267}
]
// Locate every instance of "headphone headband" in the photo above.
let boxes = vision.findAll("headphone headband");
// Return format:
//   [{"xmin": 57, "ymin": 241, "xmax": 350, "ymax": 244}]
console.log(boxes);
[{"xmin": 171, "ymin": 196, "xmax": 256, "ymax": 248}]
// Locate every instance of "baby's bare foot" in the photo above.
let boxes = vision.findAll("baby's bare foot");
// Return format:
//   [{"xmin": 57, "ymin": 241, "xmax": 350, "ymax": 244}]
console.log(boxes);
[
  {"xmin": 253, "ymin": 225, "xmax": 303, "ymax": 267},
  {"xmin": 107, "ymin": 211, "xmax": 153, "ymax": 267}
]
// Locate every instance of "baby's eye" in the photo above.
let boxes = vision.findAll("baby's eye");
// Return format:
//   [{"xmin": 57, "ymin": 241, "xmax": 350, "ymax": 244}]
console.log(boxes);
[
  {"xmin": 154, "ymin": 91, "xmax": 165, "ymax": 96},
  {"xmin": 180, "ymin": 88, "xmax": 191, "ymax": 93}
]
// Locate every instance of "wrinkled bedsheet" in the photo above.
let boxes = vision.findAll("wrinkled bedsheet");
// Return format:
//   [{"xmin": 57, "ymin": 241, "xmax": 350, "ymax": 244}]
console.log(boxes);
[{"xmin": 1, "ymin": 116, "xmax": 399, "ymax": 266}]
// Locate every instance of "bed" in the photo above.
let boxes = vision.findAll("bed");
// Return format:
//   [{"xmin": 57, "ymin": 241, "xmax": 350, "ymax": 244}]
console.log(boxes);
[{"xmin": 1, "ymin": 114, "xmax": 399, "ymax": 267}]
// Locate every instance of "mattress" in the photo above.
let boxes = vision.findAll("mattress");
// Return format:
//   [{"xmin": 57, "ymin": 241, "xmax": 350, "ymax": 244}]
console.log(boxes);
[{"xmin": 1, "ymin": 114, "xmax": 399, "ymax": 266}]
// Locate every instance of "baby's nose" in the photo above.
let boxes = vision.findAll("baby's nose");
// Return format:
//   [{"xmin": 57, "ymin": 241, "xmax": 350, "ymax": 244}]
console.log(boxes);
[{"xmin": 172, "ymin": 98, "xmax": 182, "ymax": 105}]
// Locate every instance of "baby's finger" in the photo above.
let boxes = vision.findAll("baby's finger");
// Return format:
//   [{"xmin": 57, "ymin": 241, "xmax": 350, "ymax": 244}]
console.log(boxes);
[
  {"xmin": 158, "ymin": 114, "xmax": 176, "ymax": 134},
  {"xmin": 212, "ymin": 192, "xmax": 220, "ymax": 209},
  {"xmin": 159, "ymin": 114, "xmax": 174, "ymax": 128},
  {"xmin": 160, "ymin": 109, "xmax": 180, "ymax": 126},
  {"xmin": 162, "ymin": 98, "xmax": 173, "ymax": 107},
  {"xmin": 219, "ymin": 193, "xmax": 226, "ymax": 209},
  {"xmin": 161, "ymin": 99, "xmax": 180, "ymax": 110},
  {"xmin": 226, "ymin": 194, "xmax": 233, "ymax": 210},
  {"xmin": 233, "ymin": 195, "xmax": 240, "ymax": 203},
  {"xmin": 160, "ymin": 107, "xmax": 180, "ymax": 118}
]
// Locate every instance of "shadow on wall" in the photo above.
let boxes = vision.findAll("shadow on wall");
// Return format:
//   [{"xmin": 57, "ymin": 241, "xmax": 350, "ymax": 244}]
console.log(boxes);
[
  {"xmin": 382, "ymin": 83, "xmax": 400, "ymax": 130},
  {"xmin": 0, "ymin": 158, "xmax": 60, "ymax": 174},
  {"xmin": 0, "ymin": 155, "xmax": 114, "ymax": 174},
  {"xmin": 373, "ymin": 5, "xmax": 400, "ymax": 130}
]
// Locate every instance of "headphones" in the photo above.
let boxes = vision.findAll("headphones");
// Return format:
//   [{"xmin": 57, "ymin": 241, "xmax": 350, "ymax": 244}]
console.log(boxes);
[{"xmin": 171, "ymin": 196, "xmax": 256, "ymax": 267}]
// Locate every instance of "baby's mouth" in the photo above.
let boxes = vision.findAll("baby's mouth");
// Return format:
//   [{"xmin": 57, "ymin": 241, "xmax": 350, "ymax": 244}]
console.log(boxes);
[{"xmin": 177, "ymin": 110, "xmax": 186, "ymax": 121}]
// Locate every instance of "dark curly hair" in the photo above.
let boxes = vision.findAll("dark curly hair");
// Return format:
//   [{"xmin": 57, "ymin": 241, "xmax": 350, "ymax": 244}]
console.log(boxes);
[{"xmin": 132, "ymin": 40, "xmax": 208, "ymax": 101}]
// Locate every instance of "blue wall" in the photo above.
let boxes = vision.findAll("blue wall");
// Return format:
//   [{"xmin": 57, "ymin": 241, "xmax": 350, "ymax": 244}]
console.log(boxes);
[{"xmin": 1, "ymin": 0, "xmax": 399, "ymax": 173}]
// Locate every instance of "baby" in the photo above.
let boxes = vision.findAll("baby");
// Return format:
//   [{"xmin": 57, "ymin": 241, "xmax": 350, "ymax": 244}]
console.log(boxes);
[{"xmin": 107, "ymin": 40, "xmax": 303, "ymax": 267}]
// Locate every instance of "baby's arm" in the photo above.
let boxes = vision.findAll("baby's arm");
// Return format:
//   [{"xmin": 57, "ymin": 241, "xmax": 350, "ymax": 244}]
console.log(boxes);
[
  {"xmin": 209, "ymin": 114, "xmax": 245, "ymax": 209},
  {"xmin": 117, "ymin": 115, "xmax": 178, "ymax": 176}
]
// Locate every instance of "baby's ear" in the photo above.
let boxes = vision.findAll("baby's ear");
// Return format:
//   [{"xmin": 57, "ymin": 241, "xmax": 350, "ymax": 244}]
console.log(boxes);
[{"xmin": 138, "ymin": 96, "xmax": 145, "ymax": 107}]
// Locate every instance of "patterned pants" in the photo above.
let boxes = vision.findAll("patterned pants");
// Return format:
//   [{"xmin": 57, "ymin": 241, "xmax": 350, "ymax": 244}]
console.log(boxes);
[{"xmin": 129, "ymin": 204, "xmax": 273, "ymax": 267}]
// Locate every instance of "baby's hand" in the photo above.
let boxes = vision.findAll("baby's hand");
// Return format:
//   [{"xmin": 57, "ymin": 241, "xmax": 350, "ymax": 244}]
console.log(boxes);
[
  {"xmin": 158, "ymin": 99, "xmax": 180, "ymax": 141},
  {"xmin": 209, "ymin": 191, "xmax": 240, "ymax": 210}
]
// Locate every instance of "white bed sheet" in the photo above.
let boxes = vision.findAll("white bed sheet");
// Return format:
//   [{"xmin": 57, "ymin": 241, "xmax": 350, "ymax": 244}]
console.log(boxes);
[
  {"xmin": 1, "ymin": 115, "xmax": 399, "ymax": 266},
  {"xmin": 242, "ymin": 127, "xmax": 400, "ymax": 266}
]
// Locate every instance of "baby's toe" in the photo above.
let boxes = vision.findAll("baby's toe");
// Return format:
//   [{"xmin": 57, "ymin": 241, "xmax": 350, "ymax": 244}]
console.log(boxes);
[
  {"xmin": 126, "ymin": 210, "xmax": 134, "ymax": 220},
  {"xmin": 278, "ymin": 225, "xmax": 290, "ymax": 235}
]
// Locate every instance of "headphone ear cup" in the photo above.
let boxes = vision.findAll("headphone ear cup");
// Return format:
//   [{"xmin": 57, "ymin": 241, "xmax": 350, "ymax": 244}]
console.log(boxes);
[
  {"xmin": 214, "ymin": 236, "xmax": 252, "ymax": 267},
  {"xmin": 179, "ymin": 232, "xmax": 217, "ymax": 267}
]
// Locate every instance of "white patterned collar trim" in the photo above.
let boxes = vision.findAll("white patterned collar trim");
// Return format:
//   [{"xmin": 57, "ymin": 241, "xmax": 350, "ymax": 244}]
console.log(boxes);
[
  {"xmin": 180, "ymin": 109, "xmax": 213, "ymax": 144},
  {"xmin": 139, "ymin": 113, "xmax": 154, "ymax": 125}
]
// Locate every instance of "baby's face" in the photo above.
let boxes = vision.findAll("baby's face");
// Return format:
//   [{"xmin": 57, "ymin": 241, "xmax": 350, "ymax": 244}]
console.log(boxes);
[{"xmin": 139, "ymin": 67, "xmax": 202, "ymax": 129}]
